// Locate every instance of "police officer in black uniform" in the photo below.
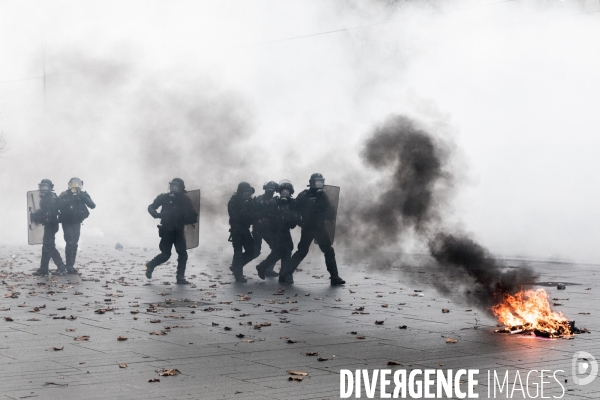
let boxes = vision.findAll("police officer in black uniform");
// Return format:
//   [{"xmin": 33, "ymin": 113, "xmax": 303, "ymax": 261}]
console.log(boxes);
[
  {"xmin": 228, "ymin": 182, "xmax": 255, "ymax": 283},
  {"xmin": 32, "ymin": 179, "xmax": 68, "ymax": 276},
  {"xmin": 255, "ymin": 180, "xmax": 300, "ymax": 284},
  {"xmin": 58, "ymin": 177, "xmax": 96, "ymax": 274},
  {"xmin": 145, "ymin": 178, "xmax": 197, "ymax": 284},
  {"xmin": 288, "ymin": 173, "xmax": 345, "ymax": 286},
  {"xmin": 252, "ymin": 181, "xmax": 279, "ymax": 278}
]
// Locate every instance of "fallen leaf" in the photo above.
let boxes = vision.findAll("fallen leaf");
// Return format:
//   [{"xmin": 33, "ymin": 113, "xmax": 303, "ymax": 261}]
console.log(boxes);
[
  {"xmin": 150, "ymin": 331, "xmax": 168, "ymax": 335},
  {"xmin": 381, "ymin": 304, "xmax": 388, "ymax": 308},
  {"xmin": 236, "ymin": 334, "xmax": 245, "ymax": 338},
  {"xmin": 387, "ymin": 360, "xmax": 402, "ymax": 365},
  {"xmin": 446, "ymin": 338, "xmax": 458, "ymax": 344},
  {"xmin": 148, "ymin": 378, "xmax": 160, "ymax": 383},
  {"xmin": 4, "ymin": 317, "xmax": 14, "ymax": 322},
  {"xmin": 305, "ymin": 352, "xmax": 319, "ymax": 356},
  {"xmin": 399, "ymin": 325, "xmax": 407, "ymax": 329},
  {"xmin": 150, "ymin": 319, "xmax": 161, "ymax": 323},
  {"xmin": 159, "ymin": 368, "xmax": 180, "ymax": 376},
  {"xmin": 242, "ymin": 339, "xmax": 255, "ymax": 343},
  {"xmin": 119, "ymin": 363, "xmax": 127, "ymax": 368},
  {"xmin": 287, "ymin": 339, "xmax": 297, "ymax": 344},
  {"xmin": 117, "ymin": 336, "xmax": 128, "ymax": 341},
  {"xmin": 66, "ymin": 329, "xmax": 76, "ymax": 332},
  {"xmin": 317, "ymin": 357, "xmax": 328, "ymax": 362},
  {"xmin": 356, "ymin": 335, "xmax": 366, "ymax": 339},
  {"xmin": 375, "ymin": 320, "xmax": 384, "ymax": 325},
  {"xmin": 287, "ymin": 370, "xmax": 308, "ymax": 376},
  {"xmin": 53, "ymin": 346, "xmax": 64, "ymax": 351},
  {"xmin": 74, "ymin": 336, "xmax": 90, "ymax": 341},
  {"xmin": 442, "ymin": 309, "xmax": 450, "ymax": 313},
  {"xmin": 288, "ymin": 376, "xmax": 304, "ymax": 381}
]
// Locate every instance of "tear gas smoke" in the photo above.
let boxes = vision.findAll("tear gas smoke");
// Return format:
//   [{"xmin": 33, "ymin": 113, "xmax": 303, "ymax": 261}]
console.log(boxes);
[{"xmin": 350, "ymin": 114, "xmax": 537, "ymax": 312}]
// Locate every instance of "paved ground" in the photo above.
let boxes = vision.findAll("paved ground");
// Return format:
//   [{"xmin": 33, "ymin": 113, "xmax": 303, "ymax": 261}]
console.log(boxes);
[{"xmin": 0, "ymin": 243, "xmax": 599, "ymax": 399}]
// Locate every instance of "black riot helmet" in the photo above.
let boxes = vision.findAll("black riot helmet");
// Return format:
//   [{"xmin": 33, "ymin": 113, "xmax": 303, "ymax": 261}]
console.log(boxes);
[
  {"xmin": 263, "ymin": 181, "xmax": 278, "ymax": 191},
  {"xmin": 237, "ymin": 182, "xmax": 255, "ymax": 199},
  {"xmin": 308, "ymin": 173, "xmax": 325, "ymax": 190},
  {"xmin": 262, "ymin": 181, "xmax": 278, "ymax": 199},
  {"xmin": 38, "ymin": 179, "xmax": 54, "ymax": 191},
  {"xmin": 169, "ymin": 178, "xmax": 185, "ymax": 193},
  {"xmin": 277, "ymin": 179, "xmax": 294, "ymax": 199}
]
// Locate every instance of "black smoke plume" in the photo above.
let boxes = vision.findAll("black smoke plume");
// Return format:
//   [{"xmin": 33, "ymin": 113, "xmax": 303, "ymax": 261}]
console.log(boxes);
[{"xmin": 349, "ymin": 114, "xmax": 537, "ymax": 312}]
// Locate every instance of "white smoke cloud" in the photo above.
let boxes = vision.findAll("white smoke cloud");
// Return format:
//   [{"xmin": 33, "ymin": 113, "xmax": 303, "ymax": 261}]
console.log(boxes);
[{"xmin": 0, "ymin": 1, "xmax": 599, "ymax": 262}]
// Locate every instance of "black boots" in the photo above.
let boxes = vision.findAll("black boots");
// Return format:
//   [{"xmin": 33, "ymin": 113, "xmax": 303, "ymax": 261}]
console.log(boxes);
[
  {"xmin": 32, "ymin": 267, "xmax": 49, "ymax": 276},
  {"xmin": 145, "ymin": 264, "xmax": 155, "ymax": 279},
  {"xmin": 51, "ymin": 263, "xmax": 67, "ymax": 276},
  {"xmin": 66, "ymin": 265, "xmax": 78, "ymax": 274},
  {"xmin": 325, "ymin": 249, "xmax": 345, "ymax": 286},
  {"xmin": 176, "ymin": 276, "xmax": 190, "ymax": 284},
  {"xmin": 330, "ymin": 276, "xmax": 346, "ymax": 286}
]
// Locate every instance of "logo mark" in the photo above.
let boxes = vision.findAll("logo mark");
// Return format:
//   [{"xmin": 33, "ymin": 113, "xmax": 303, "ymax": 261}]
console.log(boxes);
[{"xmin": 572, "ymin": 351, "xmax": 598, "ymax": 386}]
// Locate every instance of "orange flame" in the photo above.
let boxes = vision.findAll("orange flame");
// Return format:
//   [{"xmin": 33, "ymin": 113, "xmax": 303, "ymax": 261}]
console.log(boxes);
[{"xmin": 491, "ymin": 288, "xmax": 571, "ymax": 337}]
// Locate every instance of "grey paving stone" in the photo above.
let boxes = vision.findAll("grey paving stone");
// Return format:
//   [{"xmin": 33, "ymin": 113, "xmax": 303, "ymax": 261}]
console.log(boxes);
[{"xmin": 1, "ymin": 245, "xmax": 600, "ymax": 398}]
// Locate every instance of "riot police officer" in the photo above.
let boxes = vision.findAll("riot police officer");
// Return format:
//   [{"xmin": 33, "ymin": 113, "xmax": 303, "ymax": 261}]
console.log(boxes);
[
  {"xmin": 255, "ymin": 180, "xmax": 299, "ymax": 283},
  {"xmin": 58, "ymin": 177, "xmax": 96, "ymax": 274},
  {"xmin": 288, "ymin": 173, "xmax": 345, "ymax": 285},
  {"xmin": 145, "ymin": 178, "xmax": 198, "ymax": 284},
  {"xmin": 252, "ymin": 181, "xmax": 279, "ymax": 278},
  {"xmin": 32, "ymin": 179, "xmax": 68, "ymax": 276},
  {"xmin": 228, "ymin": 182, "xmax": 255, "ymax": 283}
]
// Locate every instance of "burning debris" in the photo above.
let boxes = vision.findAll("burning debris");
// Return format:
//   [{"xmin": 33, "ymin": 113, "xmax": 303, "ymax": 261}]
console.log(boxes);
[{"xmin": 492, "ymin": 288, "xmax": 589, "ymax": 338}]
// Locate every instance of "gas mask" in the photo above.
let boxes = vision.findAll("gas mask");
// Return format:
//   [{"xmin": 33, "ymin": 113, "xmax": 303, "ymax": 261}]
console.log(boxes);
[
  {"xmin": 68, "ymin": 178, "xmax": 83, "ymax": 194},
  {"xmin": 169, "ymin": 181, "xmax": 183, "ymax": 194},
  {"xmin": 280, "ymin": 188, "xmax": 291, "ymax": 201},
  {"xmin": 241, "ymin": 190, "xmax": 253, "ymax": 200}
]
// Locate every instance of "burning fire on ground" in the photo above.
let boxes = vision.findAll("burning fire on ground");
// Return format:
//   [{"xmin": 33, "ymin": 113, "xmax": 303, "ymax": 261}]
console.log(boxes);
[{"xmin": 491, "ymin": 288, "xmax": 588, "ymax": 338}]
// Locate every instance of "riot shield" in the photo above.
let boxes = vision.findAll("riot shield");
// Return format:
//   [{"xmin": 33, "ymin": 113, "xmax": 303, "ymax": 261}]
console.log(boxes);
[
  {"xmin": 184, "ymin": 189, "xmax": 201, "ymax": 249},
  {"xmin": 321, "ymin": 185, "xmax": 340, "ymax": 245},
  {"xmin": 27, "ymin": 190, "xmax": 44, "ymax": 245}
]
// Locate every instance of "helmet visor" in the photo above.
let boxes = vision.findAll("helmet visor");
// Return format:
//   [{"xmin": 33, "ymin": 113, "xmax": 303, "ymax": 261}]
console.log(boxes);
[
  {"xmin": 313, "ymin": 180, "xmax": 324, "ymax": 189},
  {"xmin": 68, "ymin": 178, "xmax": 83, "ymax": 189}
]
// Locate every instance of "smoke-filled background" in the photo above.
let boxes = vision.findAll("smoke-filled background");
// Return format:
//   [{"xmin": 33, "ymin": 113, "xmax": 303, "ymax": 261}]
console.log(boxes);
[{"xmin": 1, "ymin": 0, "xmax": 600, "ymax": 268}]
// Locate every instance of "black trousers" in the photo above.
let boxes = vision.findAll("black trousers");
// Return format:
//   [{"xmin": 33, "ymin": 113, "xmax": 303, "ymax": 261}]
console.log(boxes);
[
  {"xmin": 62, "ymin": 222, "xmax": 81, "ymax": 267},
  {"xmin": 259, "ymin": 231, "xmax": 293, "ymax": 276},
  {"xmin": 148, "ymin": 228, "xmax": 188, "ymax": 277},
  {"xmin": 289, "ymin": 226, "xmax": 339, "ymax": 277},
  {"xmin": 253, "ymin": 229, "xmax": 277, "ymax": 271},
  {"xmin": 40, "ymin": 223, "xmax": 65, "ymax": 271},
  {"xmin": 230, "ymin": 228, "xmax": 254, "ymax": 274}
]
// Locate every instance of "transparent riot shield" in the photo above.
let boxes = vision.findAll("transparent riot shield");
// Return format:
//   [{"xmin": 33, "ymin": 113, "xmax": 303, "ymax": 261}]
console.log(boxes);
[
  {"xmin": 184, "ymin": 189, "xmax": 200, "ymax": 249},
  {"xmin": 27, "ymin": 190, "xmax": 44, "ymax": 245},
  {"xmin": 321, "ymin": 185, "xmax": 340, "ymax": 245}
]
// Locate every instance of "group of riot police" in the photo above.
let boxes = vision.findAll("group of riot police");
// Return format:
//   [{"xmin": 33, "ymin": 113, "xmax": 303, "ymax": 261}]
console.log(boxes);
[
  {"xmin": 227, "ymin": 173, "xmax": 346, "ymax": 286},
  {"xmin": 30, "ymin": 173, "xmax": 345, "ymax": 286},
  {"xmin": 30, "ymin": 178, "xmax": 96, "ymax": 276}
]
